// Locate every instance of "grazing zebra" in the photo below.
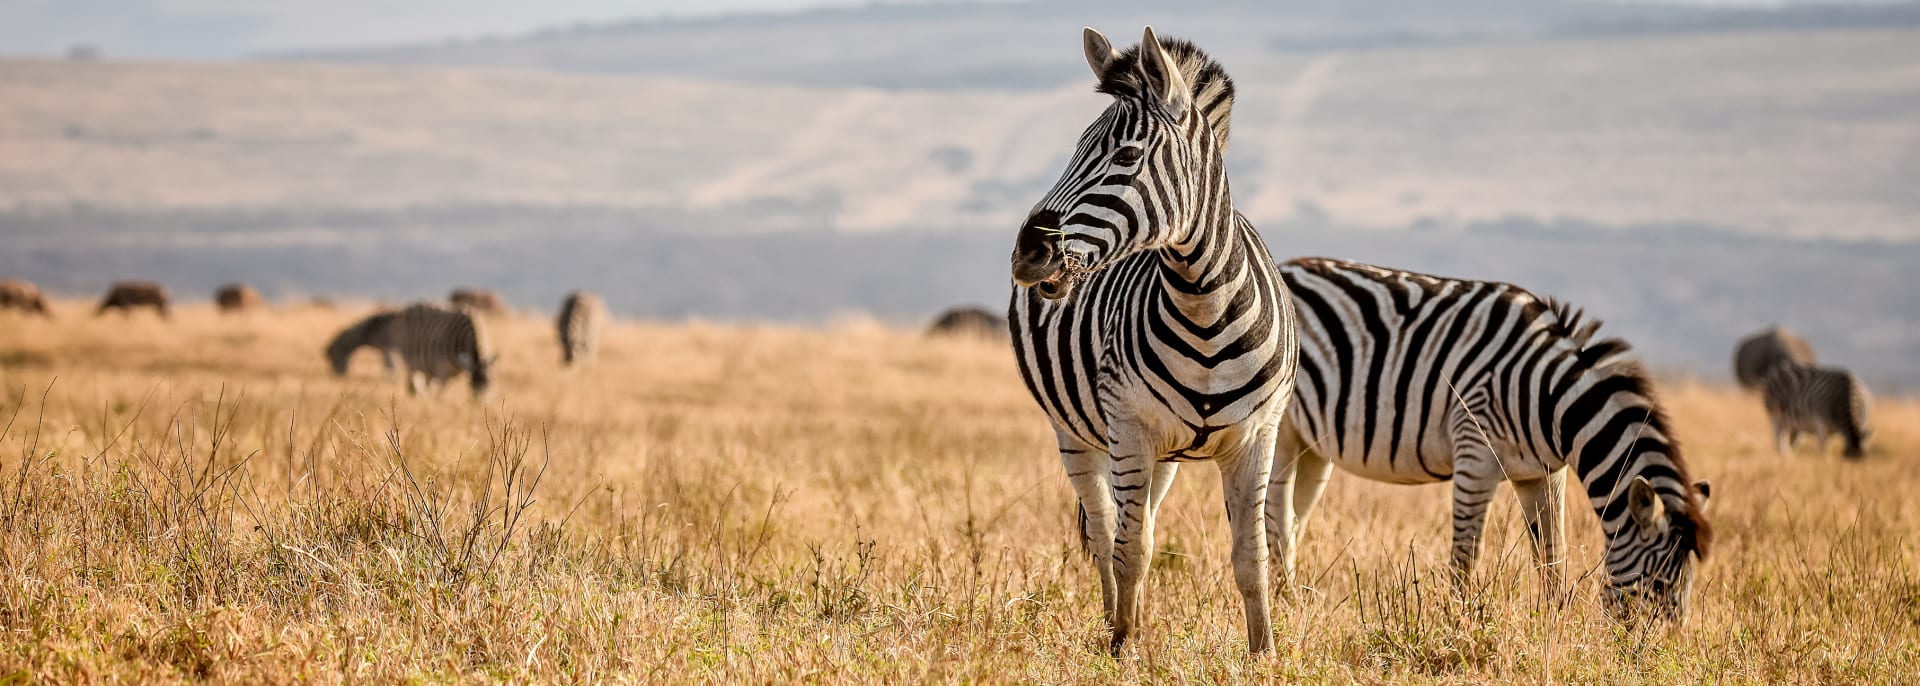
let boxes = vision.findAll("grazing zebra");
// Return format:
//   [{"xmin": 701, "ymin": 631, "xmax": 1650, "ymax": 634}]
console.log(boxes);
[
  {"xmin": 925, "ymin": 305, "xmax": 1004, "ymax": 340},
  {"xmin": 326, "ymin": 310, "xmax": 401, "ymax": 378},
  {"xmin": 215, "ymin": 283, "xmax": 265, "ymax": 313},
  {"xmin": 388, "ymin": 303, "xmax": 494, "ymax": 397},
  {"xmin": 1268, "ymin": 258, "xmax": 1713, "ymax": 620},
  {"xmin": 0, "ymin": 279, "xmax": 51, "ymax": 317},
  {"xmin": 1732, "ymin": 325, "xmax": 1817, "ymax": 390},
  {"xmin": 96, "ymin": 282, "xmax": 170, "ymax": 318},
  {"xmin": 1010, "ymin": 27, "xmax": 1297, "ymax": 655},
  {"xmin": 556, "ymin": 290, "xmax": 607, "ymax": 367},
  {"xmin": 449, "ymin": 288, "xmax": 507, "ymax": 316},
  {"xmin": 1762, "ymin": 361, "xmax": 1872, "ymax": 459}
]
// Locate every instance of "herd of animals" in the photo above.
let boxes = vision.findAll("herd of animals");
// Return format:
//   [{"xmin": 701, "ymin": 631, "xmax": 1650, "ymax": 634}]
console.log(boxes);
[
  {"xmin": 0, "ymin": 277, "xmax": 607, "ymax": 398},
  {"xmin": 0, "ymin": 26, "xmax": 1893, "ymax": 659}
]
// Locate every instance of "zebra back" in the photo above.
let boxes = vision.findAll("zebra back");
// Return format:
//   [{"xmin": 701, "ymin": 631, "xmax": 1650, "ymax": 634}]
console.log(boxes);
[
  {"xmin": 1732, "ymin": 326, "xmax": 1817, "ymax": 390},
  {"xmin": 556, "ymin": 291, "xmax": 606, "ymax": 366},
  {"xmin": 1763, "ymin": 361, "xmax": 1872, "ymax": 457}
]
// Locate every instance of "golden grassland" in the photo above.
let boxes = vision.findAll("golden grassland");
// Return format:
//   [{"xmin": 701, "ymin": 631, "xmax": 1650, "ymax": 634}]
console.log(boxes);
[{"xmin": 0, "ymin": 302, "xmax": 1915, "ymax": 683}]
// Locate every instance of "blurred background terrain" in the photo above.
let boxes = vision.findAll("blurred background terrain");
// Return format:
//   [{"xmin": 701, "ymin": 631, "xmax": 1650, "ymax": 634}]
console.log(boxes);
[{"xmin": 1, "ymin": 0, "xmax": 1916, "ymax": 387}]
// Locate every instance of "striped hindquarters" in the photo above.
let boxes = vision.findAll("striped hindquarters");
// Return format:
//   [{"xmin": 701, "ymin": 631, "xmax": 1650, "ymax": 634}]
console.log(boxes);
[
  {"xmin": 1763, "ymin": 362, "xmax": 1872, "ymax": 457},
  {"xmin": 391, "ymin": 303, "xmax": 493, "ymax": 395},
  {"xmin": 557, "ymin": 291, "xmax": 607, "ymax": 366}
]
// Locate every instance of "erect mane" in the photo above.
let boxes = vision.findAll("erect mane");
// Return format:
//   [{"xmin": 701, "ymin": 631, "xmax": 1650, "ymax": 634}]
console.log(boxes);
[{"xmin": 1095, "ymin": 36, "xmax": 1237, "ymax": 148}]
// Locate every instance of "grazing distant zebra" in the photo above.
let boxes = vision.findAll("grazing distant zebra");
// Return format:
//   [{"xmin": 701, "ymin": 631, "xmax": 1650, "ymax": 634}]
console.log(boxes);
[
  {"xmin": 926, "ymin": 306, "xmax": 1004, "ymax": 340},
  {"xmin": 1732, "ymin": 326, "xmax": 1817, "ymax": 390},
  {"xmin": 326, "ymin": 310, "xmax": 401, "ymax": 378},
  {"xmin": 449, "ymin": 288, "xmax": 507, "ymax": 316},
  {"xmin": 215, "ymin": 283, "xmax": 264, "ymax": 313},
  {"xmin": 1269, "ymin": 258, "xmax": 1713, "ymax": 620},
  {"xmin": 556, "ymin": 290, "xmax": 607, "ymax": 367},
  {"xmin": 388, "ymin": 303, "xmax": 494, "ymax": 397},
  {"xmin": 0, "ymin": 279, "xmax": 51, "ymax": 317},
  {"xmin": 96, "ymin": 282, "xmax": 170, "ymax": 318},
  {"xmin": 1763, "ymin": 361, "xmax": 1872, "ymax": 459},
  {"xmin": 1010, "ymin": 27, "xmax": 1297, "ymax": 655}
]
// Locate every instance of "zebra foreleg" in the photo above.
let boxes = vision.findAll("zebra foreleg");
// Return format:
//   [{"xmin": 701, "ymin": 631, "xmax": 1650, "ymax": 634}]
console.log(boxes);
[
  {"xmin": 1511, "ymin": 469, "xmax": 1569, "ymax": 595},
  {"xmin": 1059, "ymin": 438, "xmax": 1118, "ymax": 624},
  {"xmin": 1218, "ymin": 438, "xmax": 1275, "ymax": 655},
  {"xmin": 1448, "ymin": 448, "xmax": 1503, "ymax": 591},
  {"xmin": 1104, "ymin": 420, "xmax": 1157, "ymax": 656}
]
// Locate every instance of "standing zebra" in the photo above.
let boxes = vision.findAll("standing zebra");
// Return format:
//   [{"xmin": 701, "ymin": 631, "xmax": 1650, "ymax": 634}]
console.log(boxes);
[
  {"xmin": 1010, "ymin": 27, "xmax": 1297, "ymax": 655},
  {"xmin": 556, "ymin": 290, "xmax": 607, "ymax": 367},
  {"xmin": 326, "ymin": 310, "xmax": 401, "ymax": 378},
  {"xmin": 1268, "ymin": 258, "xmax": 1713, "ymax": 620},
  {"xmin": 1762, "ymin": 361, "xmax": 1872, "ymax": 459},
  {"xmin": 1732, "ymin": 325, "xmax": 1817, "ymax": 390},
  {"xmin": 388, "ymin": 303, "xmax": 494, "ymax": 397}
]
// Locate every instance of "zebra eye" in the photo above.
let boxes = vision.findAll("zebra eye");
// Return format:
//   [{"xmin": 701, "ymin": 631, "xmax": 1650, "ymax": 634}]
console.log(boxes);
[{"xmin": 1112, "ymin": 147, "xmax": 1144, "ymax": 167}]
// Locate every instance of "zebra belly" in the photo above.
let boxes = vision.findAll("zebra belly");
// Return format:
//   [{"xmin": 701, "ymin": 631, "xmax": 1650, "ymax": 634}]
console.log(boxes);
[{"xmin": 1288, "ymin": 407, "xmax": 1456, "ymax": 485}]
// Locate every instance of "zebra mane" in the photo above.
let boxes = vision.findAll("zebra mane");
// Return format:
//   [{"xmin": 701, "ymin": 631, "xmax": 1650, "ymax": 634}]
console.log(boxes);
[
  {"xmin": 1592, "ymin": 359, "xmax": 1715, "ymax": 559},
  {"xmin": 1095, "ymin": 36, "xmax": 1237, "ymax": 149}
]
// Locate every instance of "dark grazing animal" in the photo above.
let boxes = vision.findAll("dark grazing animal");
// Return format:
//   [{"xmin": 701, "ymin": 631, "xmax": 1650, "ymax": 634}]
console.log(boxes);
[
  {"xmin": 1763, "ymin": 361, "xmax": 1872, "ymax": 459},
  {"xmin": 556, "ymin": 291, "xmax": 608, "ymax": 367},
  {"xmin": 0, "ymin": 279, "xmax": 51, "ymax": 317},
  {"xmin": 925, "ymin": 306, "xmax": 1004, "ymax": 340},
  {"xmin": 1732, "ymin": 326, "xmax": 1817, "ymax": 390},
  {"xmin": 389, "ymin": 303, "xmax": 494, "ymax": 397},
  {"xmin": 449, "ymin": 288, "xmax": 507, "ymax": 316},
  {"xmin": 96, "ymin": 282, "xmax": 170, "ymax": 318},
  {"xmin": 1009, "ymin": 27, "xmax": 1298, "ymax": 655},
  {"xmin": 326, "ymin": 310, "xmax": 401, "ymax": 377},
  {"xmin": 215, "ymin": 283, "xmax": 265, "ymax": 313}
]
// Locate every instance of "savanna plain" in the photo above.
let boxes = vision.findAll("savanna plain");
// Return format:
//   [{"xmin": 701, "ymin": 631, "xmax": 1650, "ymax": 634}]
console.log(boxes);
[{"xmin": 0, "ymin": 303, "xmax": 1915, "ymax": 683}]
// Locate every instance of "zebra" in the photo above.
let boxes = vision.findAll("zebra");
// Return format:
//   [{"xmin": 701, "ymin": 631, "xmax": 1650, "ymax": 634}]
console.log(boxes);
[
  {"xmin": 0, "ymin": 279, "xmax": 51, "ymax": 317},
  {"xmin": 1762, "ymin": 361, "xmax": 1872, "ymax": 459},
  {"xmin": 925, "ymin": 305, "xmax": 1003, "ymax": 340},
  {"xmin": 216, "ymin": 283, "xmax": 265, "ymax": 313},
  {"xmin": 96, "ymin": 281, "xmax": 170, "ymax": 318},
  {"xmin": 556, "ymin": 290, "xmax": 607, "ymax": 367},
  {"xmin": 388, "ymin": 302, "xmax": 495, "ymax": 397},
  {"xmin": 1267, "ymin": 257, "xmax": 1713, "ymax": 620},
  {"xmin": 1732, "ymin": 325, "xmax": 1817, "ymax": 390},
  {"xmin": 1010, "ymin": 27, "xmax": 1298, "ymax": 655},
  {"xmin": 326, "ymin": 310, "xmax": 402, "ymax": 378}
]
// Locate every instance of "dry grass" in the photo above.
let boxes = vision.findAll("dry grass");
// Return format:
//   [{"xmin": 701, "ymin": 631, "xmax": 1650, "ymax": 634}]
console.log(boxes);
[{"xmin": 0, "ymin": 302, "xmax": 1916, "ymax": 683}]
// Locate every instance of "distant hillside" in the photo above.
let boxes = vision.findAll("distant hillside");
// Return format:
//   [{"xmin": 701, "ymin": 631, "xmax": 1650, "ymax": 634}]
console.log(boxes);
[{"xmin": 5, "ymin": 27, "xmax": 1917, "ymax": 239}]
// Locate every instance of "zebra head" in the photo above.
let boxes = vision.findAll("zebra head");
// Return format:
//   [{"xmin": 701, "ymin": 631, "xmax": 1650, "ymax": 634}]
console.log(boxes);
[
  {"xmin": 1011, "ymin": 26, "xmax": 1232, "ymax": 301},
  {"xmin": 1604, "ymin": 476, "xmax": 1713, "ymax": 622}
]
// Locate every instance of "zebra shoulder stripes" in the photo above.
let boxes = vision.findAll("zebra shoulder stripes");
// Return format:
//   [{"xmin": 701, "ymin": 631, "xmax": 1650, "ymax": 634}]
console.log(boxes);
[
  {"xmin": 389, "ymin": 302, "xmax": 495, "ymax": 397},
  {"xmin": 1732, "ymin": 325, "xmax": 1817, "ymax": 390},
  {"xmin": 1009, "ymin": 27, "xmax": 1297, "ymax": 654},
  {"xmin": 1272, "ymin": 257, "xmax": 1713, "ymax": 620},
  {"xmin": 1763, "ymin": 361, "xmax": 1872, "ymax": 458},
  {"xmin": 557, "ymin": 290, "xmax": 607, "ymax": 367}
]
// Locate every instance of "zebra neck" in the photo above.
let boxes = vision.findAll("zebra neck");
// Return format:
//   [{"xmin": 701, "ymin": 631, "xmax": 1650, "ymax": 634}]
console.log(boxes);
[
  {"xmin": 1159, "ymin": 163, "xmax": 1242, "ymax": 290},
  {"xmin": 1564, "ymin": 392, "xmax": 1685, "ymax": 538}
]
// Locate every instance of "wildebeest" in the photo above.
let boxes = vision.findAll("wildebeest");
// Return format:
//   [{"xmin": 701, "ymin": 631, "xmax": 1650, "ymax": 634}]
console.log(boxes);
[
  {"xmin": 449, "ymin": 288, "xmax": 507, "ymax": 316},
  {"xmin": 926, "ymin": 305, "xmax": 1004, "ymax": 340},
  {"xmin": 0, "ymin": 279, "xmax": 51, "ymax": 317},
  {"xmin": 1732, "ymin": 325, "xmax": 1817, "ymax": 390},
  {"xmin": 556, "ymin": 290, "xmax": 608, "ymax": 367},
  {"xmin": 215, "ymin": 283, "xmax": 265, "ymax": 313},
  {"xmin": 96, "ymin": 282, "xmax": 170, "ymax": 318}
]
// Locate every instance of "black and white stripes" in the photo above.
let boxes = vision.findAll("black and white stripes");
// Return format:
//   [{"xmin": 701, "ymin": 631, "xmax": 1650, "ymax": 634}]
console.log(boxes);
[
  {"xmin": 1269, "ymin": 257, "xmax": 1714, "ymax": 620},
  {"xmin": 1763, "ymin": 362, "xmax": 1872, "ymax": 458},
  {"xmin": 1009, "ymin": 27, "xmax": 1296, "ymax": 654}
]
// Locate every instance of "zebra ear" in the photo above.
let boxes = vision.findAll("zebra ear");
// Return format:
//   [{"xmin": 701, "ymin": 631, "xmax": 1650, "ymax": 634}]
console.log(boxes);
[
  {"xmin": 1139, "ymin": 26, "xmax": 1191, "ymax": 120},
  {"xmin": 1083, "ymin": 27, "xmax": 1118, "ymax": 80},
  {"xmin": 1694, "ymin": 480, "xmax": 1712, "ymax": 514},
  {"xmin": 1627, "ymin": 476, "xmax": 1665, "ymax": 530}
]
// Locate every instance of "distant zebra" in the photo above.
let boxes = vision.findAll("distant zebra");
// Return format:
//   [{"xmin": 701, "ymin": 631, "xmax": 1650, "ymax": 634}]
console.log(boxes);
[
  {"xmin": 1762, "ymin": 361, "xmax": 1872, "ymax": 459},
  {"xmin": 1010, "ymin": 28, "xmax": 1297, "ymax": 655},
  {"xmin": 1270, "ymin": 258, "xmax": 1713, "ymax": 621},
  {"xmin": 449, "ymin": 288, "xmax": 507, "ymax": 316},
  {"xmin": 925, "ymin": 306, "xmax": 1004, "ymax": 340},
  {"xmin": 326, "ymin": 310, "xmax": 401, "ymax": 378},
  {"xmin": 215, "ymin": 283, "xmax": 265, "ymax": 313},
  {"xmin": 96, "ymin": 282, "xmax": 170, "ymax": 318},
  {"xmin": 556, "ymin": 290, "xmax": 607, "ymax": 367},
  {"xmin": 1732, "ymin": 326, "xmax": 1817, "ymax": 390},
  {"xmin": 0, "ymin": 279, "xmax": 51, "ymax": 317},
  {"xmin": 389, "ymin": 303, "xmax": 494, "ymax": 397}
]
